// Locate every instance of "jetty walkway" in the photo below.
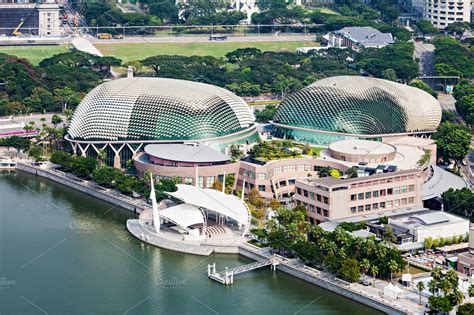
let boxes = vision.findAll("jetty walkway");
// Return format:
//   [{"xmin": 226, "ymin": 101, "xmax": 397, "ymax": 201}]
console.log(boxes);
[{"xmin": 208, "ymin": 257, "xmax": 280, "ymax": 285}]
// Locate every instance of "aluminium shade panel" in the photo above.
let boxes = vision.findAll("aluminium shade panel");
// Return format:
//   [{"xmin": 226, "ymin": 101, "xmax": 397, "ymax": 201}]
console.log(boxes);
[
  {"xmin": 274, "ymin": 76, "xmax": 441, "ymax": 136},
  {"xmin": 68, "ymin": 77, "xmax": 255, "ymax": 141}
]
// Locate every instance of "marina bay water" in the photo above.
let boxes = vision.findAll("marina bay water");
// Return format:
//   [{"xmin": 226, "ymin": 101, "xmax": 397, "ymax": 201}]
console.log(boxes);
[{"xmin": 0, "ymin": 171, "xmax": 381, "ymax": 314}]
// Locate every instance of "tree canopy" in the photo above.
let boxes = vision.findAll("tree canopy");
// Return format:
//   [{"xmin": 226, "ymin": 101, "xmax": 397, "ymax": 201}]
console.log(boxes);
[
  {"xmin": 0, "ymin": 51, "xmax": 119, "ymax": 115},
  {"xmin": 357, "ymin": 42, "xmax": 419, "ymax": 81},
  {"xmin": 442, "ymin": 188, "xmax": 474, "ymax": 219},
  {"xmin": 254, "ymin": 206, "xmax": 405, "ymax": 281},
  {"xmin": 432, "ymin": 122, "xmax": 471, "ymax": 165},
  {"xmin": 434, "ymin": 36, "xmax": 474, "ymax": 78}
]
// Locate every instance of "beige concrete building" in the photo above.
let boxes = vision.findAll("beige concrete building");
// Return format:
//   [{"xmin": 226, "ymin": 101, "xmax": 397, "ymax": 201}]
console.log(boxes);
[
  {"xmin": 135, "ymin": 138, "xmax": 441, "ymax": 202},
  {"xmin": 38, "ymin": 0, "xmax": 61, "ymax": 37},
  {"xmin": 328, "ymin": 140, "xmax": 397, "ymax": 163},
  {"xmin": 236, "ymin": 158, "xmax": 348, "ymax": 200},
  {"xmin": 294, "ymin": 169, "xmax": 424, "ymax": 224},
  {"xmin": 134, "ymin": 144, "xmax": 239, "ymax": 189},
  {"xmin": 423, "ymin": 0, "xmax": 471, "ymax": 28}
]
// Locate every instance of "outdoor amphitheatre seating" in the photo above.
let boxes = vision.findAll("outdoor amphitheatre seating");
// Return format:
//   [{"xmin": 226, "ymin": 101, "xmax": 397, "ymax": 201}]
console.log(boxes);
[{"xmin": 191, "ymin": 222, "xmax": 229, "ymax": 237}]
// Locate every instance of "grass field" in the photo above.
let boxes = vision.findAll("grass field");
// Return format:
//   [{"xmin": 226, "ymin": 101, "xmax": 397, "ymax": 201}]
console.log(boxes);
[
  {"xmin": 316, "ymin": 7, "xmax": 341, "ymax": 15},
  {"xmin": 95, "ymin": 41, "xmax": 319, "ymax": 62},
  {"xmin": 0, "ymin": 45, "xmax": 70, "ymax": 65},
  {"xmin": 0, "ymin": 40, "xmax": 319, "ymax": 64}
]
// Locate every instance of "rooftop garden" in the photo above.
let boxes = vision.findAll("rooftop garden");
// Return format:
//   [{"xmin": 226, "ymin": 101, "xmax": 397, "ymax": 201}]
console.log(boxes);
[{"xmin": 248, "ymin": 140, "xmax": 324, "ymax": 162}]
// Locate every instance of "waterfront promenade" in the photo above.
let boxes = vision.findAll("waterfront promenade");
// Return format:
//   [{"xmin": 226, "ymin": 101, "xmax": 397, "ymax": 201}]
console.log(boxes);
[
  {"xmin": 238, "ymin": 243, "xmax": 428, "ymax": 315},
  {"xmin": 16, "ymin": 161, "xmax": 149, "ymax": 214},
  {"xmin": 13, "ymin": 160, "xmax": 427, "ymax": 314}
]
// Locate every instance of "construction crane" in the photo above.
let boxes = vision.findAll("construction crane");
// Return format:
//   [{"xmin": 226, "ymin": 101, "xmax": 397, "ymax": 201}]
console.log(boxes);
[{"xmin": 12, "ymin": 5, "xmax": 38, "ymax": 36}]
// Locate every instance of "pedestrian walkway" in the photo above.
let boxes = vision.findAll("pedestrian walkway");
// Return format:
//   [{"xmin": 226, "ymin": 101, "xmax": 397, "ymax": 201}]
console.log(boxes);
[{"xmin": 207, "ymin": 258, "xmax": 278, "ymax": 285}]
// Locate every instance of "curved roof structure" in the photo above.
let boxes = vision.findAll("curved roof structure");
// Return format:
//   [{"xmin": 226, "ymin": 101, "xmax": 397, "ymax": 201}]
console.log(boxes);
[
  {"xmin": 273, "ymin": 76, "xmax": 441, "ymax": 136},
  {"xmin": 422, "ymin": 165, "xmax": 469, "ymax": 200},
  {"xmin": 144, "ymin": 144, "xmax": 230, "ymax": 163},
  {"xmin": 68, "ymin": 77, "xmax": 255, "ymax": 142},
  {"xmin": 409, "ymin": 212, "xmax": 449, "ymax": 226},
  {"xmin": 167, "ymin": 184, "xmax": 251, "ymax": 236},
  {"xmin": 328, "ymin": 139, "xmax": 396, "ymax": 155},
  {"xmin": 158, "ymin": 203, "xmax": 204, "ymax": 230}
]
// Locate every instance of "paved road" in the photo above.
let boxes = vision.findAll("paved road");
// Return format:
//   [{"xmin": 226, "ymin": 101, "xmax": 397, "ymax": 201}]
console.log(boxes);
[
  {"xmin": 462, "ymin": 139, "xmax": 474, "ymax": 187},
  {"xmin": 414, "ymin": 41, "xmax": 435, "ymax": 76},
  {"xmin": 437, "ymin": 93, "xmax": 457, "ymax": 112},
  {"xmin": 0, "ymin": 113, "xmax": 66, "ymax": 133},
  {"xmin": 86, "ymin": 34, "xmax": 316, "ymax": 45}
]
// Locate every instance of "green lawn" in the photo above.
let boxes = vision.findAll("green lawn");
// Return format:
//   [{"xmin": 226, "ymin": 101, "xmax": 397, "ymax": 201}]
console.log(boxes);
[
  {"xmin": 95, "ymin": 41, "xmax": 319, "ymax": 62},
  {"xmin": 0, "ymin": 45, "xmax": 70, "ymax": 65},
  {"xmin": 0, "ymin": 40, "xmax": 319, "ymax": 65},
  {"xmin": 316, "ymin": 7, "xmax": 341, "ymax": 15}
]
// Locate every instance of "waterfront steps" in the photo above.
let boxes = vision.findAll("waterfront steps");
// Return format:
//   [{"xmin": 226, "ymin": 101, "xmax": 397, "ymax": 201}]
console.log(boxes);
[{"xmin": 127, "ymin": 220, "xmax": 213, "ymax": 256}]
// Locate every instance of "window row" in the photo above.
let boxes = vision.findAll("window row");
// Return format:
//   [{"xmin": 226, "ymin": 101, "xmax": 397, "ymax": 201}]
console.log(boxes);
[
  {"xmin": 350, "ymin": 174, "xmax": 415, "ymax": 188},
  {"xmin": 298, "ymin": 201, "xmax": 330, "ymax": 218},
  {"xmin": 296, "ymin": 187, "xmax": 329, "ymax": 204},
  {"xmin": 272, "ymin": 164, "xmax": 312, "ymax": 176},
  {"xmin": 350, "ymin": 185, "xmax": 415, "ymax": 201},
  {"xmin": 350, "ymin": 197, "xmax": 415, "ymax": 212}
]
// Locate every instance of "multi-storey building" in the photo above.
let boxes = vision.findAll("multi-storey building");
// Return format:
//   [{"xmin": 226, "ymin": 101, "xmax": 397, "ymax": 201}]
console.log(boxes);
[
  {"xmin": 294, "ymin": 169, "xmax": 424, "ymax": 224},
  {"xmin": 0, "ymin": 0, "xmax": 60, "ymax": 37},
  {"xmin": 423, "ymin": 0, "xmax": 471, "ymax": 28},
  {"xmin": 236, "ymin": 157, "xmax": 348, "ymax": 200}
]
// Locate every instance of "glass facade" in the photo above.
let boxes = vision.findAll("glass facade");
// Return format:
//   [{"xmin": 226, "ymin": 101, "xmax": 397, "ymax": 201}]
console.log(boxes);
[
  {"xmin": 69, "ymin": 77, "xmax": 256, "ymax": 142},
  {"xmin": 273, "ymin": 76, "xmax": 441, "ymax": 145},
  {"xmin": 67, "ymin": 77, "xmax": 259, "ymax": 166}
]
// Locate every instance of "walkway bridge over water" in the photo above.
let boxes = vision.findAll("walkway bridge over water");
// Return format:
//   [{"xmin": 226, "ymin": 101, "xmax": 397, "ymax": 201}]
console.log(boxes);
[{"xmin": 208, "ymin": 256, "xmax": 281, "ymax": 285}]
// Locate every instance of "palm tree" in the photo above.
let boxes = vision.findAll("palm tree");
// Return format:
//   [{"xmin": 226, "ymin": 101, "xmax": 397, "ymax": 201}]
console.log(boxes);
[
  {"xmin": 375, "ymin": 243, "xmax": 387, "ymax": 258},
  {"xmin": 352, "ymin": 237, "xmax": 364, "ymax": 257},
  {"xmin": 451, "ymin": 289, "xmax": 465, "ymax": 309},
  {"xmin": 445, "ymin": 269, "xmax": 459, "ymax": 288},
  {"xmin": 64, "ymin": 109, "xmax": 74, "ymax": 124},
  {"xmin": 360, "ymin": 258, "xmax": 370, "ymax": 279},
  {"xmin": 51, "ymin": 114, "xmax": 63, "ymax": 128},
  {"xmin": 365, "ymin": 237, "xmax": 376, "ymax": 256},
  {"xmin": 370, "ymin": 265, "xmax": 378, "ymax": 286},
  {"xmin": 23, "ymin": 122, "xmax": 34, "ymax": 134},
  {"xmin": 431, "ymin": 267, "xmax": 443, "ymax": 283},
  {"xmin": 326, "ymin": 240, "xmax": 338, "ymax": 256},
  {"xmin": 388, "ymin": 260, "xmax": 398, "ymax": 282},
  {"xmin": 416, "ymin": 281, "xmax": 425, "ymax": 304},
  {"xmin": 439, "ymin": 278, "xmax": 453, "ymax": 296},
  {"xmin": 428, "ymin": 279, "xmax": 438, "ymax": 296},
  {"xmin": 468, "ymin": 284, "xmax": 474, "ymax": 298},
  {"xmin": 97, "ymin": 149, "xmax": 107, "ymax": 166}
]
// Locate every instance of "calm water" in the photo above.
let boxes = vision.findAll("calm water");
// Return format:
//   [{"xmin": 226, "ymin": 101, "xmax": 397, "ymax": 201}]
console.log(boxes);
[{"xmin": 0, "ymin": 171, "xmax": 381, "ymax": 315}]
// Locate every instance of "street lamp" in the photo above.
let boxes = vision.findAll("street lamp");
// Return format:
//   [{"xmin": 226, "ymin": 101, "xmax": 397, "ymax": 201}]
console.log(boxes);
[{"xmin": 62, "ymin": 94, "xmax": 74, "ymax": 113}]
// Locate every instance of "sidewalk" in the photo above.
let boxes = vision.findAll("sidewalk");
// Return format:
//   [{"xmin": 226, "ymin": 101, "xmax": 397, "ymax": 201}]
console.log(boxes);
[{"xmin": 239, "ymin": 243, "xmax": 428, "ymax": 315}]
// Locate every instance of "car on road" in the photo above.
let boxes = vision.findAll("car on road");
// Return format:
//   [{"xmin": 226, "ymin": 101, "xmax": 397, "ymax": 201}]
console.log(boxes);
[
  {"xmin": 209, "ymin": 35, "xmax": 227, "ymax": 41},
  {"xmin": 97, "ymin": 33, "xmax": 112, "ymax": 39}
]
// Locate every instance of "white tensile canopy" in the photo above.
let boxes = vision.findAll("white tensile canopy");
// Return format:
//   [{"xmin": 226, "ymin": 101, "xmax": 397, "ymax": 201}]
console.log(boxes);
[
  {"xmin": 167, "ymin": 184, "xmax": 251, "ymax": 236},
  {"xmin": 158, "ymin": 203, "xmax": 204, "ymax": 231}
]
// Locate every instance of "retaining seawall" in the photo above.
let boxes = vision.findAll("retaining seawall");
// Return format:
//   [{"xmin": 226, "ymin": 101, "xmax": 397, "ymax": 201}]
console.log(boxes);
[
  {"xmin": 16, "ymin": 163, "xmax": 147, "ymax": 214},
  {"xmin": 238, "ymin": 244, "xmax": 409, "ymax": 315}
]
